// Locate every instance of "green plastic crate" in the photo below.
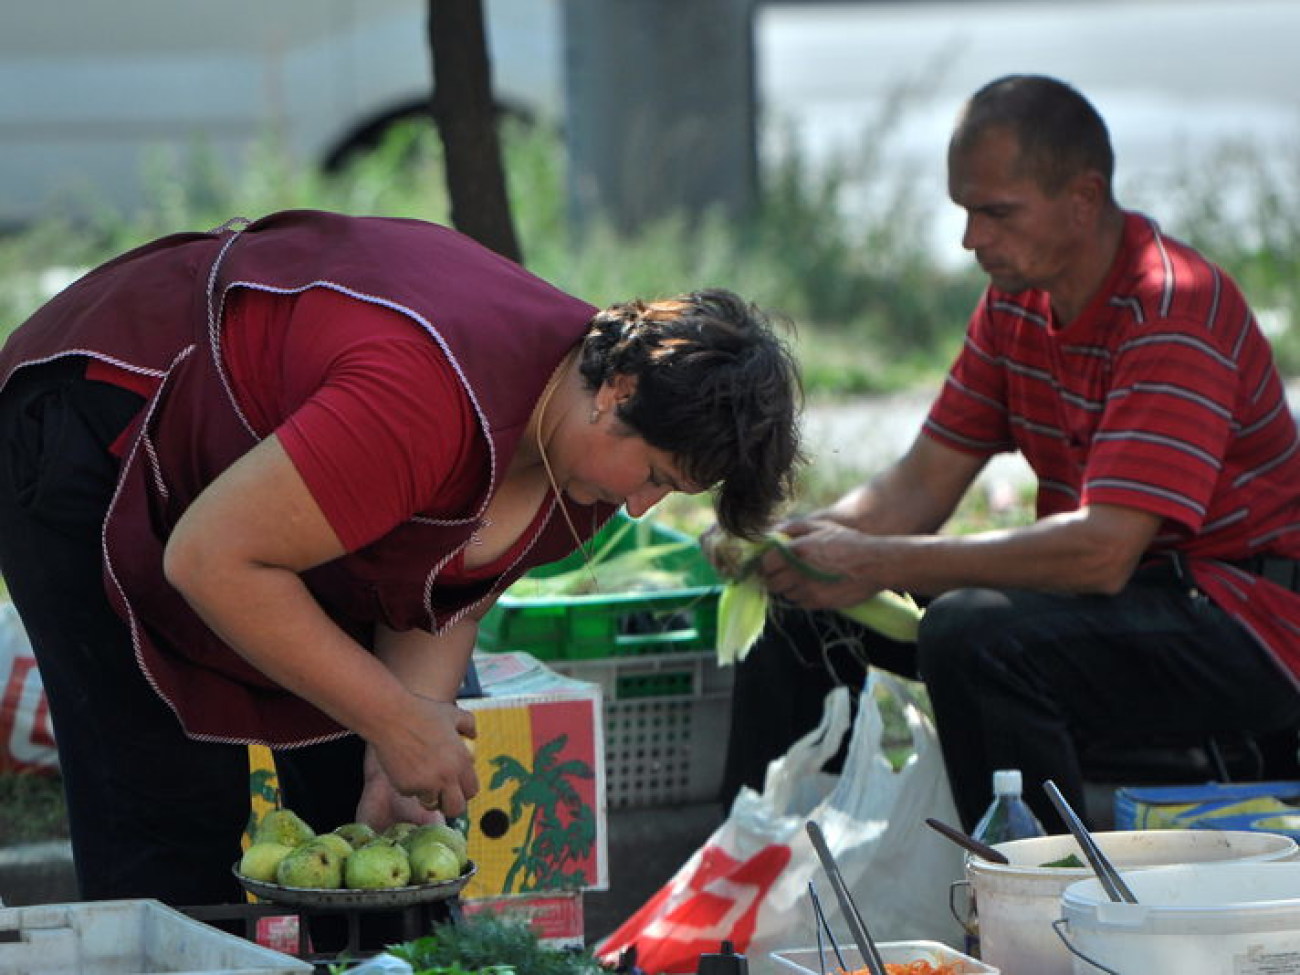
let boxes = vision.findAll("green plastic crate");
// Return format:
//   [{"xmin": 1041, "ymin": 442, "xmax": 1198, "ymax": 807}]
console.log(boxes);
[{"xmin": 477, "ymin": 514, "xmax": 721, "ymax": 661}]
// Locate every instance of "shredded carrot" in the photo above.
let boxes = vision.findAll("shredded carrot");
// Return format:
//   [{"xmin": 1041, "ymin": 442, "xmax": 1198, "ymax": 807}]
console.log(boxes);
[{"xmin": 841, "ymin": 962, "xmax": 960, "ymax": 975}]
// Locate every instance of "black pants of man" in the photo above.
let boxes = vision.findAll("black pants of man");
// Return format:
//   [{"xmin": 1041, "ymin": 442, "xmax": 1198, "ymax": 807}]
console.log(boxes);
[
  {"xmin": 719, "ymin": 604, "xmax": 918, "ymax": 810},
  {"xmin": 0, "ymin": 359, "xmax": 368, "ymax": 913},
  {"xmin": 721, "ymin": 562, "xmax": 1300, "ymax": 834}
]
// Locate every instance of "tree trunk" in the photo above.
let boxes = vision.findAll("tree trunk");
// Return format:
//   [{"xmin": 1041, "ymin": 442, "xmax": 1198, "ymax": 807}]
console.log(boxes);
[{"xmin": 427, "ymin": 0, "xmax": 522, "ymax": 263}]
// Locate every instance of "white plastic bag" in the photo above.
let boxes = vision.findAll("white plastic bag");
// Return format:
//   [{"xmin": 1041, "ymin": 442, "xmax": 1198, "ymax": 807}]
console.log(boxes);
[{"xmin": 596, "ymin": 669, "xmax": 965, "ymax": 974}]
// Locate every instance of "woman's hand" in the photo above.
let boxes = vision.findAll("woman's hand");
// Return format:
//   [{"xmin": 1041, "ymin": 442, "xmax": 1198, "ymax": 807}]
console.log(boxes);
[
  {"xmin": 360, "ymin": 695, "xmax": 478, "ymax": 827},
  {"xmin": 356, "ymin": 734, "xmax": 470, "ymax": 832}
]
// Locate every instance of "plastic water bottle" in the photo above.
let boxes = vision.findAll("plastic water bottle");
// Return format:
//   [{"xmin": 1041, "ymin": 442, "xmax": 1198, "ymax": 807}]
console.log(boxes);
[
  {"xmin": 972, "ymin": 769, "xmax": 1047, "ymax": 846},
  {"xmin": 964, "ymin": 769, "xmax": 1046, "ymax": 958}
]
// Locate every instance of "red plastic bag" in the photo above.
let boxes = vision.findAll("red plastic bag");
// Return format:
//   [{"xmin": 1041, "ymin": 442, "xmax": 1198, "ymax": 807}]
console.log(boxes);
[
  {"xmin": 596, "ymin": 672, "xmax": 964, "ymax": 973},
  {"xmin": 0, "ymin": 602, "xmax": 58, "ymax": 774}
]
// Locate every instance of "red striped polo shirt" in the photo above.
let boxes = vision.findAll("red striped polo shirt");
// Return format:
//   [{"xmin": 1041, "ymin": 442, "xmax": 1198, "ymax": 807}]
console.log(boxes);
[{"xmin": 926, "ymin": 211, "xmax": 1300, "ymax": 685}]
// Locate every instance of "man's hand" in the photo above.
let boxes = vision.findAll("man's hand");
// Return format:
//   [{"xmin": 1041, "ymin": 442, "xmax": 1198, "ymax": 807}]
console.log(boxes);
[{"xmin": 756, "ymin": 519, "xmax": 885, "ymax": 609}]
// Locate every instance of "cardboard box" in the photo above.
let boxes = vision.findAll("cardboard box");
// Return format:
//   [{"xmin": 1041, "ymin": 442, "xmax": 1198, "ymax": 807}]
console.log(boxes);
[
  {"xmin": 1114, "ymin": 780, "xmax": 1300, "ymax": 832},
  {"xmin": 242, "ymin": 653, "xmax": 606, "ymax": 903},
  {"xmin": 461, "ymin": 652, "xmax": 607, "ymax": 900}
]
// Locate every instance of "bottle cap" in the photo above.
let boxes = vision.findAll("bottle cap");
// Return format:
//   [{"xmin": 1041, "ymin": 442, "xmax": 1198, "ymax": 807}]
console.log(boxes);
[{"xmin": 992, "ymin": 769, "xmax": 1022, "ymax": 796}]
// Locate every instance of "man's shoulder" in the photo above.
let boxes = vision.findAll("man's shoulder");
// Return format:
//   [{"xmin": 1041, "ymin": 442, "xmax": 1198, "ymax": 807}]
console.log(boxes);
[{"xmin": 1110, "ymin": 211, "xmax": 1250, "ymax": 328}]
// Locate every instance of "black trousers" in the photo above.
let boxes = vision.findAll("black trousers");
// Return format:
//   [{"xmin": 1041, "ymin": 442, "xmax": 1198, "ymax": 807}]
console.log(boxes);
[
  {"xmin": 722, "ymin": 562, "xmax": 1300, "ymax": 834},
  {"xmin": 0, "ymin": 359, "xmax": 367, "ymax": 908},
  {"xmin": 720, "ymin": 605, "xmax": 917, "ymax": 809}
]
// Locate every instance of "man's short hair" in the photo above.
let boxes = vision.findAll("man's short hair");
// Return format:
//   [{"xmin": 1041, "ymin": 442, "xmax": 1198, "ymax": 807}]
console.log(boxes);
[{"xmin": 951, "ymin": 74, "xmax": 1115, "ymax": 197}]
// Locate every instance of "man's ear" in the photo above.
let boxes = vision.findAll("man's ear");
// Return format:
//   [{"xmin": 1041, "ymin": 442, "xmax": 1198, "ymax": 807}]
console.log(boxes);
[{"xmin": 1071, "ymin": 170, "xmax": 1109, "ymax": 223}]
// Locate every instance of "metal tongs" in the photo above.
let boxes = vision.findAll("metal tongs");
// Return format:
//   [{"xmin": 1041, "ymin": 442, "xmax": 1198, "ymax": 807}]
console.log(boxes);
[
  {"xmin": 1044, "ymin": 779, "xmax": 1138, "ymax": 904},
  {"xmin": 806, "ymin": 820, "xmax": 887, "ymax": 975}
]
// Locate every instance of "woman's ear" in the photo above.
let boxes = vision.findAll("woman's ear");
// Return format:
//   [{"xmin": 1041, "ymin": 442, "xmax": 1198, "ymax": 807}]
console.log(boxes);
[{"xmin": 603, "ymin": 372, "xmax": 639, "ymax": 409}]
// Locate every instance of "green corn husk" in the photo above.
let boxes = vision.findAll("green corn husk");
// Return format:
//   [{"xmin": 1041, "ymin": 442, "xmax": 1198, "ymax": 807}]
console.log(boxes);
[
  {"xmin": 837, "ymin": 587, "xmax": 923, "ymax": 643},
  {"xmin": 505, "ymin": 514, "xmax": 697, "ymax": 597},
  {"xmin": 509, "ymin": 540, "xmax": 694, "ymax": 597},
  {"xmin": 716, "ymin": 578, "xmax": 772, "ymax": 665},
  {"xmin": 711, "ymin": 530, "xmax": 924, "ymax": 664}
]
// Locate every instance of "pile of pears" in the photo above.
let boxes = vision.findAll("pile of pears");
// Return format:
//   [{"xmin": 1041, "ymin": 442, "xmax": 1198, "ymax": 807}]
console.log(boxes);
[{"xmin": 238, "ymin": 807, "xmax": 469, "ymax": 890}]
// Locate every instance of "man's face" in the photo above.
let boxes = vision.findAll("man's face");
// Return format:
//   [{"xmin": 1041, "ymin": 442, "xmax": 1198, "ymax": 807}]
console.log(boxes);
[{"xmin": 947, "ymin": 126, "xmax": 1085, "ymax": 295}]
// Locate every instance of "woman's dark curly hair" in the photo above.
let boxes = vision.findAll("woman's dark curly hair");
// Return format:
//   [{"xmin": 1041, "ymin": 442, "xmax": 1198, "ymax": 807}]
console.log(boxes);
[{"xmin": 578, "ymin": 288, "xmax": 804, "ymax": 539}]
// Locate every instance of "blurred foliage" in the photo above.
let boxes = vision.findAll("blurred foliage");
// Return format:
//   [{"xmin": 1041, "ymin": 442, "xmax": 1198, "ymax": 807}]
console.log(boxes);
[
  {"xmin": 0, "ymin": 111, "xmax": 986, "ymax": 395},
  {"xmin": 0, "ymin": 771, "xmax": 69, "ymax": 846},
  {"xmin": 1134, "ymin": 137, "xmax": 1300, "ymax": 374}
]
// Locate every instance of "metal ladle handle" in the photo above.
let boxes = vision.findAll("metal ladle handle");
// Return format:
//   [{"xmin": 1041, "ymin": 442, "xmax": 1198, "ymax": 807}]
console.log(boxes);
[
  {"xmin": 1044, "ymin": 779, "xmax": 1138, "ymax": 904},
  {"xmin": 805, "ymin": 820, "xmax": 887, "ymax": 975}
]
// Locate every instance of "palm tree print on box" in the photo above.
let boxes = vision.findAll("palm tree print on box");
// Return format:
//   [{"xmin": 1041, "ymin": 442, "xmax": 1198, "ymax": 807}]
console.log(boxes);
[{"xmin": 489, "ymin": 733, "xmax": 597, "ymax": 893}]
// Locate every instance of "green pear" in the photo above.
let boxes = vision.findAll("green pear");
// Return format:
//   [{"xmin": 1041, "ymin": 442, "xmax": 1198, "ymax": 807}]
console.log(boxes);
[
  {"xmin": 254, "ymin": 808, "xmax": 316, "ymax": 848},
  {"xmin": 407, "ymin": 837, "xmax": 460, "ymax": 884},
  {"xmin": 313, "ymin": 831, "xmax": 355, "ymax": 861},
  {"xmin": 382, "ymin": 821, "xmax": 418, "ymax": 845},
  {"xmin": 345, "ymin": 841, "xmax": 412, "ymax": 889},
  {"xmin": 401, "ymin": 823, "xmax": 469, "ymax": 870},
  {"xmin": 238, "ymin": 841, "xmax": 295, "ymax": 883},
  {"xmin": 276, "ymin": 839, "xmax": 344, "ymax": 889},
  {"xmin": 333, "ymin": 822, "xmax": 378, "ymax": 849}
]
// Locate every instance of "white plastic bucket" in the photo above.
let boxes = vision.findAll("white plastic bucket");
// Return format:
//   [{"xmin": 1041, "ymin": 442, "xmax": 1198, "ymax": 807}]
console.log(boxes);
[
  {"xmin": 962, "ymin": 829, "xmax": 1298, "ymax": 975},
  {"xmin": 1059, "ymin": 861, "xmax": 1300, "ymax": 974}
]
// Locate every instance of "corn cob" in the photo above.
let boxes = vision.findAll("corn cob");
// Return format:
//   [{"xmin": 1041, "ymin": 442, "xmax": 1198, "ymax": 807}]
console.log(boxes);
[{"xmin": 710, "ymin": 530, "xmax": 923, "ymax": 663}]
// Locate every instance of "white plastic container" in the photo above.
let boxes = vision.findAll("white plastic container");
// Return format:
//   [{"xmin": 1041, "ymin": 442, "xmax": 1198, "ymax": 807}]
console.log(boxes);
[
  {"xmin": 0, "ymin": 898, "xmax": 312, "ymax": 974},
  {"xmin": 1059, "ymin": 861, "xmax": 1300, "ymax": 974},
  {"xmin": 962, "ymin": 829, "xmax": 1298, "ymax": 975},
  {"xmin": 772, "ymin": 940, "xmax": 997, "ymax": 974}
]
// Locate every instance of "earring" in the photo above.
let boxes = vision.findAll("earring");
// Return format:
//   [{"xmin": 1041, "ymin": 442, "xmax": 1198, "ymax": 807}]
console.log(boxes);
[{"xmin": 589, "ymin": 407, "xmax": 601, "ymax": 424}]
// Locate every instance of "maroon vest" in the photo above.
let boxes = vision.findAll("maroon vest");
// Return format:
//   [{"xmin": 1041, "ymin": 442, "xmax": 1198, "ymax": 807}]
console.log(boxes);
[{"xmin": 0, "ymin": 210, "xmax": 614, "ymax": 745}]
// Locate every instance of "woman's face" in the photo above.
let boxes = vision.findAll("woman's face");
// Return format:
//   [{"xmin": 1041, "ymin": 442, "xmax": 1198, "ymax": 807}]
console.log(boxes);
[
  {"xmin": 555, "ymin": 376, "xmax": 704, "ymax": 517},
  {"xmin": 562, "ymin": 429, "xmax": 694, "ymax": 516}
]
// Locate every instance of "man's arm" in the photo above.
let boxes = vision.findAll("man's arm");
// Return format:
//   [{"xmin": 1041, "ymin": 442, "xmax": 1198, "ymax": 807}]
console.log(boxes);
[
  {"xmin": 815, "ymin": 431, "xmax": 989, "ymax": 536},
  {"xmin": 761, "ymin": 434, "xmax": 1163, "ymax": 608}
]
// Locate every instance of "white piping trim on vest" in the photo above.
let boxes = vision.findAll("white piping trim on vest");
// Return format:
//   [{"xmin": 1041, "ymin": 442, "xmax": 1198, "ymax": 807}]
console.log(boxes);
[
  {"xmin": 100, "ymin": 340, "xmax": 353, "ymax": 749},
  {"xmin": 204, "ymin": 237, "xmax": 563, "ymax": 635}
]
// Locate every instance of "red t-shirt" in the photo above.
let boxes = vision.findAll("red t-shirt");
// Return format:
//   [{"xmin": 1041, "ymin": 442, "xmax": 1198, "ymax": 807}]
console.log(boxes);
[
  {"xmin": 89, "ymin": 285, "xmax": 518, "ymax": 576},
  {"xmin": 925, "ymin": 211, "xmax": 1300, "ymax": 683}
]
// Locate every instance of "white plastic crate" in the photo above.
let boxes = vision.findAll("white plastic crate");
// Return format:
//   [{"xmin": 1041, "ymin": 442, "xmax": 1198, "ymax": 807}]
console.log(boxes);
[
  {"xmin": 551, "ymin": 651, "xmax": 732, "ymax": 808},
  {"xmin": 0, "ymin": 899, "xmax": 312, "ymax": 974}
]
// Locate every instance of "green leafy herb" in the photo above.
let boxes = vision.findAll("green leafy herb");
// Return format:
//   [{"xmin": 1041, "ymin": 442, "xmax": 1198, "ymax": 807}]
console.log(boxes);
[
  {"xmin": 364, "ymin": 914, "xmax": 608, "ymax": 975},
  {"xmin": 1039, "ymin": 853, "xmax": 1085, "ymax": 868}
]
